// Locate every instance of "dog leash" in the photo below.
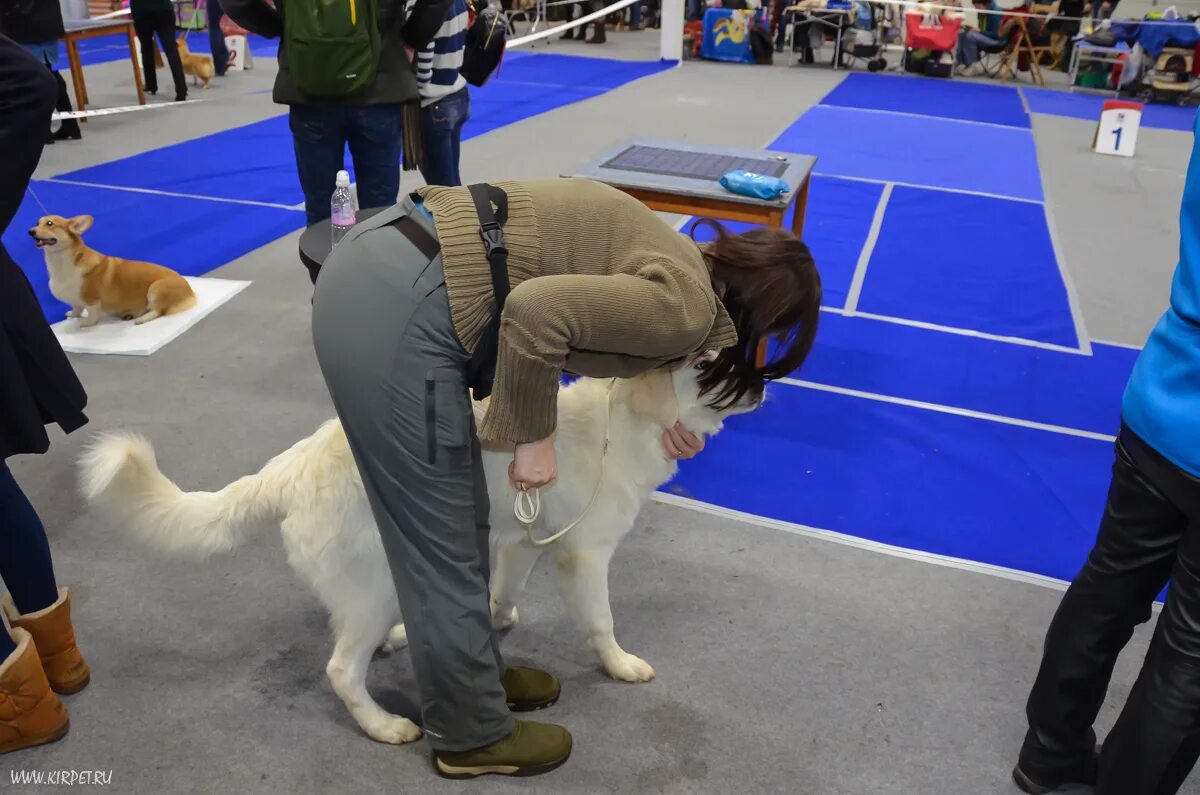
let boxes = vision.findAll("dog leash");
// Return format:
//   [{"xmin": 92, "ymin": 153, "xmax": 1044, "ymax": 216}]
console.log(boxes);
[
  {"xmin": 25, "ymin": 185, "xmax": 50, "ymax": 215},
  {"xmin": 514, "ymin": 379, "xmax": 615, "ymax": 547}
]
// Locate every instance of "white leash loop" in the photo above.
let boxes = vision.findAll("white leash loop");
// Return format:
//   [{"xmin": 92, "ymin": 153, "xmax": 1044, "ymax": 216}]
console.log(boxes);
[{"xmin": 515, "ymin": 380, "xmax": 614, "ymax": 547}]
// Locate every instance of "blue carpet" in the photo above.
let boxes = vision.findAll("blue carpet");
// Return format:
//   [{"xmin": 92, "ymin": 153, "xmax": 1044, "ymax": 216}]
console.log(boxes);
[
  {"xmin": 821, "ymin": 73, "xmax": 1031, "ymax": 128},
  {"xmin": 58, "ymin": 32, "xmax": 133, "ymax": 68},
  {"xmin": 669, "ymin": 384, "xmax": 1111, "ymax": 583},
  {"xmin": 59, "ymin": 53, "xmax": 673, "ymax": 207},
  {"xmin": 803, "ymin": 312, "xmax": 1137, "ymax": 436},
  {"xmin": 689, "ymin": 175, "xmax": 883, "ymax": 308},
  {"xmin": 2, "ymin": 180, "xmax": 303, "ymax": 320},
  {"xmin": 1023, "ymin": 87, "xmax": 1197, "ymax": 132},
  {"xmin": 775, "ymin": 105, "xmax": 1044, "ymax": 200},
  {"xmin": 856, "ymin": 186, "xmax": 1078, "ymax": 347}
]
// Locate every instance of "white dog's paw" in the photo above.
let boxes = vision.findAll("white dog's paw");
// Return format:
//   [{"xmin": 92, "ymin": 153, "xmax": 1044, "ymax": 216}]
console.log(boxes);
[
  {"xmin": 66, "ymin": 308, "xmax": 82, "ymax": 319},
  {"xmin": 491, "ymin": 602, "xmax": 519, "ymax": 631},
  {"xmin": 602, "ymin": 651, "xmax": 656, "ymax": 683},
  {"xmin": 363, "ymin": 715, "xmax": 422, "ymax": 745},
  {"xmin": 381, "ymin": 623, "xmax": 408, "ymax": 653}
]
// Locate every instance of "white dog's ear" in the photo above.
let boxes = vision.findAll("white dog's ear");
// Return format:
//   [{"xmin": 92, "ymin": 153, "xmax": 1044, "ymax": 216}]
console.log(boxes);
[
  {"xmin": 618, "ymin": 369, "xmax": 679, "ymax": 429},
  {"xmin": 68, "ymin": 215, "xmax": 93, "ymax": 235}
]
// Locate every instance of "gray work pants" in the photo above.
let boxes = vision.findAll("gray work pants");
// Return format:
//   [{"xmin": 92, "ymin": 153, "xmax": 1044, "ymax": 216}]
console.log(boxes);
[{"xmin": 311, "ymin": 198, "xmax": 513, "ymax": 752}]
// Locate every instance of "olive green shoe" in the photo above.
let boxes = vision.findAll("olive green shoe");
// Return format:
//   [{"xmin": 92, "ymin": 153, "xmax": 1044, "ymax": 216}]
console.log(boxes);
[
  {"xmin": 501, "ymin": 666, "xmax": 561, "ymax": 712},
  {"xmin": 433, "ymin": 720, "xmax": 572, "ymax": 779}
]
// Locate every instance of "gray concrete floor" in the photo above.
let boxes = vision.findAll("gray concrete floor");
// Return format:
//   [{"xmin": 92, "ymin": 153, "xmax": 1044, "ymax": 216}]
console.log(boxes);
[{"xmin": 4, "ymin": 31, "xmax": 1195, "ymax": 794}]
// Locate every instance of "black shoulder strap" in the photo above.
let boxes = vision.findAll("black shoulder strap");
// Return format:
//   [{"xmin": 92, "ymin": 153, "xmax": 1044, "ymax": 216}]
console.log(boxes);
[
  {"xmin": 468, "ymin": 182, "xmax": 510, "ymax": 307},
  {"xmin": 464, "ymin": 183, "xmax": 510, "ymax": 399}
]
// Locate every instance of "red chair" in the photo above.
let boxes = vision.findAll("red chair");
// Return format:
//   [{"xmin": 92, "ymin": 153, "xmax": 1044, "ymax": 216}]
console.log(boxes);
[{"xmin": 903, "ymin": 11, "xmax": 962, "ymax": 76}]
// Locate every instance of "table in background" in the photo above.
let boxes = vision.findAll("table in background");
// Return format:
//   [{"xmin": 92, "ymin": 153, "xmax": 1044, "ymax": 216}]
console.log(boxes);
[
  {"xmin": 782, "ymin": 6, "xmax": 853, "ymax": 69},
  {"xmin": 1069, "ymin": 40, "xmax": 1127, "ymax": 96},
  {"xmin": 63, "ymin": 19, "xmax": 146, "ymax": 117},
  {"xmin": 566, "ymin": 138, "xmax": 817, "ymax": 364}
]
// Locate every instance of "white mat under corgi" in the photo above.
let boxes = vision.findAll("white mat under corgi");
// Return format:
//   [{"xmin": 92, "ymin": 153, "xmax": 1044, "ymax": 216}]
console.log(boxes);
[{"xmin": 51, "ymin": 277, "xmax": 251, "ymax": 356}]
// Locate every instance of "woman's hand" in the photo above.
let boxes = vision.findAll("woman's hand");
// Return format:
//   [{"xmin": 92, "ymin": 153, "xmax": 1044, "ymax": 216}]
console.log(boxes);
[
  {"xmin": 662, "ymin": 423, "xmax": 705, "ymax": 460},
  {"xmin": 510, "ymin": 438, "xmax": 558, "ymax": 491}
]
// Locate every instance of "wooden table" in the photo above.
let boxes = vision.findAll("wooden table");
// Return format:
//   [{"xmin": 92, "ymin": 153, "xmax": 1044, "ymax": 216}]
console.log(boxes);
[
  {"xmin": 566, "ymin": 138, "xmax": 818, "ymax": 364},
  {"xmin": 63, "ymin": 19, "xmax": 147, "ymax": 120}
]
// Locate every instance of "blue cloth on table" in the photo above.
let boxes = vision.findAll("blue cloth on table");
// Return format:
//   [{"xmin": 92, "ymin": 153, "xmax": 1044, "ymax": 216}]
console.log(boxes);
[{"xmin": 1135, "ymin": 19, "xmax": 1200, "ymax": 57}]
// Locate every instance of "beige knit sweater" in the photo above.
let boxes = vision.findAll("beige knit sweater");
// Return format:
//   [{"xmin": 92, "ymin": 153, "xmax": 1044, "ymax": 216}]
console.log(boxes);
[{"xmin": 416, "ymin": 178, "xmax": 738, "ymax": 445}]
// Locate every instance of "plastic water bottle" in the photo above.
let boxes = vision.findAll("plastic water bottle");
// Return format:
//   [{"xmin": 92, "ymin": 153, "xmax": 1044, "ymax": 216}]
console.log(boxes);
[{"xmin": 330, "ymin": 170, "xmax": 356, "ymax": 248}]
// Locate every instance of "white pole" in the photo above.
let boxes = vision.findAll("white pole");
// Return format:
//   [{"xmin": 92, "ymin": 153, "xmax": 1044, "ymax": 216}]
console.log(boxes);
[{"xmin": 660, "ymin": 0, "xmax": 685, "ymax": 62}]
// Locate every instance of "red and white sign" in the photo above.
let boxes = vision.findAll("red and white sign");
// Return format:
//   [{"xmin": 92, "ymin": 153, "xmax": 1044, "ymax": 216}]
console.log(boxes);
[{"xmin": 1093, "ymin": 99, "xmax": 1143, "ymax": 158}]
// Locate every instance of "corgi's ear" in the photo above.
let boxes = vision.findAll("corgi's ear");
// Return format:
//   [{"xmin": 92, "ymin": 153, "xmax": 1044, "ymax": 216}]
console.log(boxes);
[
  {"xmin": 68, "ymin": 215, "xmax": 93, "ymax": 235},
  {"xmin": 616, "ymin": 369, "xmax": 679, "ymax": 429}
]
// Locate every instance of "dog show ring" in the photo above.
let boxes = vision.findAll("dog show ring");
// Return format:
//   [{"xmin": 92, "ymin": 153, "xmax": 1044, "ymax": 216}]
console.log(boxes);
[{"xmin": 565, "ymin": 139, "xmax": 817, "ymax": 366}]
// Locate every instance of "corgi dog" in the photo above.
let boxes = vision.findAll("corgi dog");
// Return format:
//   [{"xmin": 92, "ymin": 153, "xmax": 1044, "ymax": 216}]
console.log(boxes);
[
  {"xmin": 177, "ymin": 37, "xmax": 214, "ymax": 89},
  {"xmin": 30, "ymin": 215, "xmax": 197, "ymax": 327}
]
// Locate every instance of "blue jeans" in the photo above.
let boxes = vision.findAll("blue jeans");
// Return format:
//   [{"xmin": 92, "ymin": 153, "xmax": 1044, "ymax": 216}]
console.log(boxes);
[
  {"xmin": 289, "ymin": 104, "xmax": 404, "ymax": 225},
  {"xmin": 0, "ymin": 463, "xmax": 59, "ymax": 658},
  {"xmin": 207, "ymin": 0, "xmax": 229, "ymax": 75},
  {"xmin": 958, "ymin": 30, "xmax": 1002, "ymax": 66},
  {"xmin": 419, "ymin": 88, "xmax": 469, "ymax": 188}
]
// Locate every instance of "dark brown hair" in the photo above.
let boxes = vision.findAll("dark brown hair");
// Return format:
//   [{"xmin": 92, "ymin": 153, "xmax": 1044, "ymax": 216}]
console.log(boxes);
[{"xmin": 690, "ymin": 218, "xmax": 822, "ymax": 409}]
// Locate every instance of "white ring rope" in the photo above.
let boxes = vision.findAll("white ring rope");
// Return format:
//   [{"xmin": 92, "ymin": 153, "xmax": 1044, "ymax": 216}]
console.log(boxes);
[{"xmin": 515, "ymin": 380, "xmax": 615, "ymax": 547}]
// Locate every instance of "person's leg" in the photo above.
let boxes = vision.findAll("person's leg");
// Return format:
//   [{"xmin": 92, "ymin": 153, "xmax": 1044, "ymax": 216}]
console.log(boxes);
[
  {"xmin": 958, "ymin": 29, "xmax": 982, "ymax": 65},
  {"xmin": 1017, "ymin": 429, "xmax": 1188, "ymax": 789},
  {"xmin": 418, "ymin": 89, "xmax": 468, "ymax": 188},
  {"xmin": 153, "ymin": 12, "xmax": 188, "ymax": 99},
  {"xmin": 207, "ymin": 0, "xmax": 229, "ymax": 75},
  {"xmin": 1095, "ymin": 455, "xmax": 1200, "ymax": 795},
  {"xmin": 134, "ymin": 16, "xmax": 159, "ymax": 94},
  {"xmin": 289, "ymin": 104, "xmax": 348, "ymax": 225},
  {"xmin": 346, "ymin": 104, "xmax": 402, "ymax": 211},
  {"xmin": 0, "ymin": 463, "xmax": 60, "ymax": 617},
  {"xmin": 311, "ymin": 209, "xmax": 512, "ymax": 752},
  {"xmin": 629, "ymin": 1, "xmax": 642, "ymax": 28}
]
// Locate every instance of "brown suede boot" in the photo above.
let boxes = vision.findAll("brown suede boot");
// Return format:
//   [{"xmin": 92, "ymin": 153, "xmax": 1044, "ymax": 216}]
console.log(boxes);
[
  {"xmin": 3, "ymin": 589, "xmax": 90, "ymax": 695},
  {"xmin": 0, "ymin": 628, "xmax": 70, "ymax": 755}
]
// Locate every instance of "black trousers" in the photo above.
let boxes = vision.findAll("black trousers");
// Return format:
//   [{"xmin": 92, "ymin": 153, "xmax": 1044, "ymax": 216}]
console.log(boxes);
[
  {"xmin": 134, "ymin": 9, "xmax": 186, "ymax": 97},
  {"xmin": 1021, "ymin": 425, "xmax": 1200, "ymax": 795}
]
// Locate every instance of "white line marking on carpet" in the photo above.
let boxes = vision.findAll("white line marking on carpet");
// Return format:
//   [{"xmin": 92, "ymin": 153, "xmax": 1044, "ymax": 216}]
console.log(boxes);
[
  {"xmin": 45, "ymin": 179, "xmax": 303, "ymax": 212},
  {"xmin": 776, "ymin": 377, "xmax": 1116, "ymax": 441},
  {"xmin": 1042, "ymin": 200, "xmax": 1093, "ymax": 354},
  {"xmin": 815, "ymin": 103, "xmax": 1034, "ymax": 132},
  {"xmin": 843, "ymin": 182, "xmax": 893, "ymax": 315},
  {"xmin": 848, "ymin": 310, "xmax": 1090, "ymax": 354},
  {"xmin": 812, "ymin": 172, "xmax": 1044, "ymax": 205},
  {"xmin": 652, "ymin": 492, "xmax": 1074, "ymax": 591}
]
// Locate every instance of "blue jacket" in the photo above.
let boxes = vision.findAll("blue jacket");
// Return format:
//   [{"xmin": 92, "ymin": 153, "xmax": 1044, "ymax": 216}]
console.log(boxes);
[{"xmin": 1122, "ymin": 111, "xmax": 1200, "ymax": 477}]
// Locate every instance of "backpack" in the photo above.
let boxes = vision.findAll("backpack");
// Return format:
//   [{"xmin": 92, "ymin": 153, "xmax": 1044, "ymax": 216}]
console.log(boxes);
[
  {"xmin": 285, "ymin": 0, "xmax": 382, "ymax": 98},
  {"xmin": 461, "ymin": 0, "xmax": 506, "ymax": 87}
]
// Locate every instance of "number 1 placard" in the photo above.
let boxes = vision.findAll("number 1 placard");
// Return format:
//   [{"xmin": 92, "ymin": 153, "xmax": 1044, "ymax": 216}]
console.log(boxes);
[{"xmin": 1092, "ymin": 100, "xmax": 1143, "ymax": 158}]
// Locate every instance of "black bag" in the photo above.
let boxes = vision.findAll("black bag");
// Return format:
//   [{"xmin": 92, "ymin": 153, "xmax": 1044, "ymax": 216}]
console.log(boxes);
[{"xmin": 461, "ymin": 0, "xmax": 507, "ymax": 87}]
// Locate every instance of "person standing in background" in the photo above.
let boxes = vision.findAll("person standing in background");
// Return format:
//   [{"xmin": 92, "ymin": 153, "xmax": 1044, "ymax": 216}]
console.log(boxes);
[
  {"xmin": 0, "ymin": 0, "xmax": 81, "ymax": 141},
  {"xmin": 224, "ymin": 0, "xmax": 453, "ymax": 225},
  {"xmin": 206, "ymin": 0, "xmax": 229, "ymax": 76},
  {"xmin": 408, "ymin": 0, "xmax": 468, "ymax": 187},
  {"xmin": 0, "ymin": 34, "xmax": 93, "ymax": 755},
  {"xmin": 1013, "ymin": 111, "xmax": 1200, "ymax": 795},
  {"xmin": 131, "ymin": 0, "xmax": 188, "ymax": 101}
]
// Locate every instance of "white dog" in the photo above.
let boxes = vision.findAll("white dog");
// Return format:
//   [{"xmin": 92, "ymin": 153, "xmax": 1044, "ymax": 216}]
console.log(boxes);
[{"xmin": 79, "ymin": 356, "xmax": 762, "ymax": 745}]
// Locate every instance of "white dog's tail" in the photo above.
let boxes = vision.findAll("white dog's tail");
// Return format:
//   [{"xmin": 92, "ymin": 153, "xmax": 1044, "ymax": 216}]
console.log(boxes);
[{"xmin": 79, "ymin": 432, "xmax": 300, "ymax": 559}]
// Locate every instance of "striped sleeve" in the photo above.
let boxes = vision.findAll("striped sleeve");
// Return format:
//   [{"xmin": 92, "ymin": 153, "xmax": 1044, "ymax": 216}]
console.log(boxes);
[{"xmin": 406, "ymin": 0, "xmax": 469, "ymax": 104}]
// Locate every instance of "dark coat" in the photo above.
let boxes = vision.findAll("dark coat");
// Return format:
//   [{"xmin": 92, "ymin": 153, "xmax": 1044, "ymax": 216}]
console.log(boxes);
[
  {"xmin": 0, "ymin": 35, "xmax": 88, "ymax": 461},
  {"xmin": 0, "ymin": 0, "xmax": 66, "ymax": 44},
  {"xmin": 223, "ymin": 0, "xmax": 452, "ymax": 106}
]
